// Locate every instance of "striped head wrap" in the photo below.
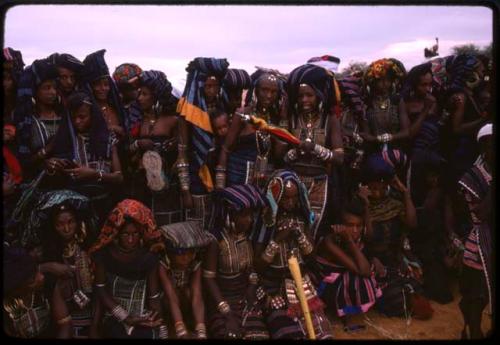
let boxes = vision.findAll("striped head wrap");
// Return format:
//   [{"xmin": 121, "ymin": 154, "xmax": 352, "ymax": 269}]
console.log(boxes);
[
  {"xmin": 139, "ymin": 70, "xmax": 173, "ymax": 104},
  {"xmin": 209, "ymin": 184, "xmax": 268, "ymax": 241},
  {"xmin": 361, "ymin": 153, "xmax": 395, "ymax": 183},
  {"xmin": 177, "ymin": 57, "xmax": 229, "ymax": 191},
  {"xmin": 48, "ymin": 53, "xmax": 84, "ymax": 74},
  {"xmin": 112, "ymin": 63, "xmax": 142, "ymax": 85},
  {"xmin": 244, "ymin": 66, "xmax": 287, "ymax": 109},
  {"xmin": 159, "ymin": 221, "xmax": 215, "ymax": 251},
  {"xmin": 380, "ymin": 149, "xmax": 408, "ymax": 172},
  {"xmin": 3, "ymin": 47, "xmax": 25, "ymax": 84},
  {"xmin": 338, "ymin": 75, "xmax": 366, "ymax": 122},
  {"xmin": 287, "ymin": 63, "xmax": 338, "ymax": 125},
  {"xmin": 222, "ymin": 68, "xmax": 252, "ymax": 90},
  {"xmin": 89, "ymin": 199, "xmax": 165, "ymax": 255},
  {"xmin": 446, "ymin": 54, "xmax": 481, "ymax": 93},
  {"xmin": 82, "ymin": 50, "xmax": 129, "ymax": 131}
]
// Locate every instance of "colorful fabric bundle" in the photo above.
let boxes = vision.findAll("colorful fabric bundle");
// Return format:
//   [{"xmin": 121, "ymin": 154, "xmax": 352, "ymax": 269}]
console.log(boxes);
[
  {"xmin": 177, "ymin": 57, "xmax": 229, "ymax": 191},
  {"xmin": 89, "ymin": 199, "xmax": 165, "ymax": 255},
  {"xmin": 364, "ymin": 58, "xmax": 406, "ymax": 87},
  {"xmin": 446, "ymin": 54, "xmax": 481, "ymax": 93},
  {"xmin": 338, "ymin": 75, "xmax": 366, "ymax": 122},
  {"xmin": 307, "ymin": 55, "xmax": 341, "ymax": 73},
  {"xmin": 381, "ymin": 149, "xmax": 408, "ymax": 171},
  {"xmin": 112, "ymin": 63, "xmax": 142, "ymax": 85},
  {"xmin": 209, "ymin": 184, "xmax": 268, "ymax": 240},
  {"xmin": 237, "ymin": 113, "xmax": 300, "ymax": 145}
]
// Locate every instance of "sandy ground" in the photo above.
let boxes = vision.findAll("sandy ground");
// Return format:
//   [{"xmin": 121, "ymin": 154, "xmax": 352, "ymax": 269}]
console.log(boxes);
[{"xmin": 326, "ymin": 280, "xmax": 492, "ymax": 340}]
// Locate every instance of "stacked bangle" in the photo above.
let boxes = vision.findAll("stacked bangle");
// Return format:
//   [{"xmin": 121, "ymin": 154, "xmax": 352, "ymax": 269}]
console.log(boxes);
[
  {"xmin": 313, "ymin": 144, "xmax": 333, "ymax": 161},
  {"xmin": 111, "ymin": 305, "xmax": 128, "ymax": 322},
  {"xmin": 175, "ymin": 321, "xmax": 188, "ymax": 338},
  {"xmin": 158, "ymin": 325, "xmax": 168, "ymax": 339},
  {"xmin": 203, "ymin": 269, "xmax": 217, "ymax": 279},
  {"xmin": 297, "ymin": 233, "xmax": 313, "ymax": 255},
  {"xmin": 195, "ymin": 323, "xmax": 207, "ymax": 339},
  {"xmin": 215, "ymin": 165, "xmax": 226, "ymax": 189},
  {"xmin": 177, "ymin": 161, "xmax": 190, "ymax": 191}
]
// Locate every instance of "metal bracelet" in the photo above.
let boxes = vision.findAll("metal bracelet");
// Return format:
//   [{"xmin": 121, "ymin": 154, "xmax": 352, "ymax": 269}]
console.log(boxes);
[
  {"xmin": 148, "ymin": 292, "xmax": 161, "ymax": 299},
  {"xmin": 56, "ymin": 315, "xmax": 72, "ymax": 325},
  {"xmin": 97, "ymin": 170, "xmax": 103, "ymax": 183},
  {"xmin": 175, "ymin": 321, "xmax": 188, "ymax": 337},
  {"xmin": 195, "ymin": 323, "xmax": 207, "ymax": 338},
  {"xmin": 112, "ymin": 305, "xmax": 129, "ymax": 322},
  {"xmin": 158, "ymin": 325, "xmax": 168, "ymax": 339},
  {"xmin": 203, "ymin": 269, "xmax": 217, "ymax": 278},
  {"xmin": 215, "ymin": 171, "xmax": 226, "ymax": 189}
]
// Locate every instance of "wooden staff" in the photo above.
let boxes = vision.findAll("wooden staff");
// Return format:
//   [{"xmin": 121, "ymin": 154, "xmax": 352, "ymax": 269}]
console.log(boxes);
[{"xmin": 288, "ymin": 255, "xmax": 316, "ymax": 339}]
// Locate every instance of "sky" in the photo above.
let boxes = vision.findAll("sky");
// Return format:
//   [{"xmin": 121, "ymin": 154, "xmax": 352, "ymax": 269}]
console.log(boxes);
[{"xmin": 3, "ymin": 5, "xmax": 493, "ymax": 92}]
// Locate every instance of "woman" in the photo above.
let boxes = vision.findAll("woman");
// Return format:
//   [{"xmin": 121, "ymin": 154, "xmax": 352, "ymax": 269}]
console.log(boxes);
[
  {"xmin": 46, "ymin": 91, "xmax": 123, "ymax": 225},
  {"xmin": 3, "ymin": 47, "xmax": 24, "ymax": 123},
  {"xmin": 49, "ymin": 53, "xmax": 84, "ymax": 107},
  {"xmin": 31, "ymin": 191, "xmax": 98, "ymax": 338},
  {"xmin": 216, "ymin": 67, "xmax": 289, "ymax": 189},
  {"xmin": 112, "ymin": 63, "xmax": 143, "ymax": 134},
  {"xmin": 360, "ymin": 58, "xmax": 409, "ymax": 155},
  {"xmin": 89, "ymin": 199, "xmax": 167, "ymax": 339},
  {"xmin": 204, "ymin": 184, "xmax": 269, "ymax": 339},
  {"xmin": 3, "ymin": 246, "xmax": 51, "ymax": 338},
  {"xmin": 128, "ymin": 70, "xmax": 181, "ymax": 225},
  {"xmin": 457, "ymin": 124, "xmax": 492, "ymax": 339},
  {"xmin": 221, "ymin": 68, "xmax": 252, "ymax": 118},
  {"xmin": 253, "ymin": 170, "xmax": 332, "ymax": 339},
  {"xmin": 14, "ymin": 58, "xmax": 63, "ymax": 181},
  {"xmin": 284, "ymin": 63, "xmax": 344, "ymax": 241},
  {"xmin": 176, "ymin": 57, "xmax": 229, "ymax": 226},
  {"xmin": 312, "ymin": 194, "xmax": 381, "ymax": 331},
  {"xmin": 362, "ymin": 154, "xmax": 432, "ymax": 320},
  {"xmin": 158, "ymin": 221, "xmax": 213, "ymax": 339},
  {"xmin": 81, "ymin": 49, "xmax": 128, "ymax": 142}
]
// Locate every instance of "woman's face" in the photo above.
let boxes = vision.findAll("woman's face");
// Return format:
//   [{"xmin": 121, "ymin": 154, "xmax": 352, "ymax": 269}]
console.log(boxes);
[
  {"xmin": 36, "ymin": 80, "xmax": 57, "ymax": 106},
  {"xmin": 256, "ymin": 77, "xmax": 279, "ymax": 109},
  {"xmin": 373, "ymin": 76, "xmax": 392, "ymax": 96},
  {"xmin": 204, "ymin": 76, "xmax": 220, "ymax": 103},
  {"xmin": 279, "ymin": 181, "xmax": 299, "ymax": 213},
  {"xmin": 367, "ymin": 180, "xmax": 388, "ymax": 200},
  {"xmin": 298, "ymin": 84, "xmax": 318, "ymax": 113},
  {"xmin": 171, "ymin": 249, "xmax": 196, "ymax": 270},
  {"xmin": 138, "ymin": 85, "xmax": 155, "ymax": 111},
  {"xmin": 57, "ymin": 67, "xmax": 77, "ymax": 95},
  {"xmin": 71, "ymin": 103, "xmax": 92, "ymax": 134},
  {"xmin": 230, "ymin": 208, "xmax": 253, "ymax": 234},
  {"xmin": 3, "ymin": 73, "xmax": 14, "ymax": 95},
  {"xmin": 227, "ymin": 89, "xmax": 243, "ymax": 113},
  {"xmin": 341, "ymin": 212, "xmax": 363, "ymax": 243},
  {"xmin": 212, "ymin": 114, "xmax": 229, "ymax": 138},
  {"xmin": 118, "ymin": 222, "xmax": 141, "ymax": 251},
  {"xmin": 91, "ymin": 77, "xmax": 111, "ymax": 102},
  {"xmin": 54, "ymin": 210, "xmax": 78, "ymax": 242},
  {"xmin": 415, "ymin": 72, "xmax": 432, "ymax": 98}
]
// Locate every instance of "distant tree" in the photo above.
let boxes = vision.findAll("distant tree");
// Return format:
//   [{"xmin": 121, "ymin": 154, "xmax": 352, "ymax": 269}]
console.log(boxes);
[
  {"xmin": 450, "ymin": 43, "xmax": 492, "ymax": 58},
  {"xmin": 338, "ymin": 61, "xmax": 368, "ymax": 78}
]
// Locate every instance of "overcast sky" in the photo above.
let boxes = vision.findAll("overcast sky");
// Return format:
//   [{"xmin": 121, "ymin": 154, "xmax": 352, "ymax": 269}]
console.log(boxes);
[{"xmin": 4, "ymin": 5, "xmax": 492, "ymax": 91}]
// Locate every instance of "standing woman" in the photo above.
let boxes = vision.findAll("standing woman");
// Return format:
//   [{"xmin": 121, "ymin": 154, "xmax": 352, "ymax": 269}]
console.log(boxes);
[
  {"xmin": 49, "ymin": 53, "xmax": 84, "ymax": 108},
  {"xmin": 360, "ymin": 58, "xmax": 409, "ymax": 155},
  {"xmin": 284, "ymin": 63, "xmax": 344, "ymax": 241},
  {"xmin": 112, "ymin": 63, "xmax": 143, "ymax": 134},
  {"xmin": 221, "ymin": 68, "xmax": 252, "ymax": 118},
  {"xmin": 253, "ymin": 170, "xmax": 332, "ymax": 339},
  {"xmin": 176, "ymin": 57, "xmax": 229, "ymax": 226},
  {"xmin": 204, "ymin": 184, "xmax": 270, "ymax": 339},
  {"xmin": 128, "ymin": 70, "xmax": 181, "ymax": 225},
  {"xmin": 88, "ymin": 199, "xmax": 167, "ymax": 339},
  {"xmin": 3, "ymin": 47, "xmax": 24, "ymax": 123},
  {"xmin": 216, "ymin": 67, "xmax": 289, "ymax": 189},
  {"xmin": 14, "ymin": 58, "xmax": 63, "ymax": 181},
  {"xmin": 47, "ymin": 92, "xmax": 123, "ymax": 226}
]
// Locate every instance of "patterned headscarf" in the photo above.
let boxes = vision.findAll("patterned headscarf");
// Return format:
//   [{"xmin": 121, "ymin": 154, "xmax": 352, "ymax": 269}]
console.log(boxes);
[
  {"xmin": 221, "ymin": 68, "xmax": 251, "ymax": 112},
  {"xmin": 3, "ymin": 47, "xmax": 25, "ymax": 85},
  {"xmin": 287, "ymin": 63, "xmax": 338, "ymax": 126},
  {"xmin": 381, "ymin": 149, "xmax": 408, "ymax": 172},
  {"xmin": 244, "ymin": 66, "xmax": 287, "ymax": 109},
  {"xmin": 112, "ymin": 63, "xmax": 142, "ymax": 85},
  {"xmin": 446, "ymin": 54, "xmax": 481, "ymax": 93},
  {"xmin": 139, "ymin": 70, "xmax": 173, "ymax": 104},
  {"xmin": 363, "ymin": 58, "xmax": 406, "ymax": 87},
  {"xmin": 159, "ymin": 221, "xmax": 215, "ymax": 251},
  {"xmin": 209, "ymin": 184, "xmax": 268, "ymax": 241},
  {"xmin": 338, "ymin": 75, "xmax": 366, "ymax": 122},
  {"xmin": 81, "ymin": 49, "xmax": 129, "ymax": 131},
  {"xmin": 89, "ymin": 199, "xmax": 164, "ymax": 255},
  {"xmin": 253, "ymin": 170, "xmax": 313, "ymax": 245},
  {"xmin": 17, "ymin": 189, "xmax": 98, "ymax": 248},
  {"xmin": 48, "ymin": 53, "xmax": 84, "ymax": 74},
  {"xmin": 176, "ymin": 57, "xmax": 229, "ymax": 191},
  {"xmin": 361, "ymin": 153, "xmax": 395, "ymax": 183}
]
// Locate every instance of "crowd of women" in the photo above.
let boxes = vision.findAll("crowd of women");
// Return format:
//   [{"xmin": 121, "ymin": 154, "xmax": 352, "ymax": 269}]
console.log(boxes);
[{"xmin": 2, "ymin": 47, "xmax": 493, "ymax": 339}]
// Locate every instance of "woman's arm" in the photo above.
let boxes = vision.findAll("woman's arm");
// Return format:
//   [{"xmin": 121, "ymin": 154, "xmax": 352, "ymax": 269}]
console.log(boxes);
[
  {"xmin": 449, "ymin": 92, "xmax": 487, "ymax": 135},
  {"xmin": 408, "ymin": 95, "xmax": 436, "ymax": 139},
  {"xmin": 51, "ymin": 282, "xmax": 73, "ymax": 338},
  {"xmin": 158, "ymin": 263, "xmax": 183, "ymax": 325},
  {"xmin": 177, "ymin": 117, "xmax": 193, "ymax": 208},
  {"xmin": 189, "ymin": 265, "xmax": 205, "ymax": 327},
  {"xmin": 328, "ymin": 114, "xmax": 344, "ymax": 166},
  {"xmin": 103, "ymin": 145, "xmax": 124, "ymax": 184},
  {"xmin": 146, "ymin": 263, "xmax": 163, "ymax": 318},
  {"xmin": 390, "ymin": 98, "xmax": 410, "ymax": 142},
  {"xmin": 202, "ymin": 240, "xmax": 224, "ymax": 307}
]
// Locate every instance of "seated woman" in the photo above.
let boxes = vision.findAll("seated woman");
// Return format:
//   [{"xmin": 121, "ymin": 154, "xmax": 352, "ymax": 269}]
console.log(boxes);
[
  {"xmin": 3, "ymin": 246, "xmax": 51, "ymax": 338},
  {"xmin": 311, "ymin": 194, "xmax": 381, "ymax": 331},
  {"xmin": 46, "ymin": 91, "xmax": 123, "ymax": 225},
  {"xmin": 362, "ymin": 154, "xmax": 433, "ymax": 320},
  {"xmin": 89, "ymin": 199, "xmax": 167, "ymax": 339},
  {"xmin": 204, "ymin": 184, "xmax": 269, "ymax": 339},
  {"xmin": 23, "ymin": 190, "xmax": 98, "ymax": 338},
  {"xmin": 253, "ymin": 170, "xmax": 332, "ymax": 339},
  {"xmin": 128, "ymin": 70, "xmax": 180, "ymax": 225},
  {"xmin": 360, "ymin": 58, "xmax": 409, "ymax": 155},
  {"xmin": 14, "ymin": 58, "xmax": 64, "ymax": 181},
  {"xmin": 157, "ymin": 221, "xmax": 213, "ymax": 339}
]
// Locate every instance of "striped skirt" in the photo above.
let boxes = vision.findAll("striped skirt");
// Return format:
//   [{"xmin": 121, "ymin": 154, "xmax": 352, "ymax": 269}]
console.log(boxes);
[
  {"xmin": 312, "ymin": 256, "xmax": 382, "ymax": 317},
  {"xmin": 208, "ymin": 274, "xmax": 269, "ymax": 339}
]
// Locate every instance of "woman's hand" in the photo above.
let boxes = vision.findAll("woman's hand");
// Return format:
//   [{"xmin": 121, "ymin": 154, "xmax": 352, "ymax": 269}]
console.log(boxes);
[
  {"xmin": 181, "ymin": 191, "xmax": 194, "ymax": 209},
  {"xmin": 331, "ymin": 224, "xmax": 352, "ymax": 243},
  {"xmin": 371, "ymin": 257, "xmax": 386, "ymax": 278},
  {"xmin": 64, "ymin": 165, "xmax": 98, "ymax": 181},
  {"xmin": 274, "ymin": 218, "xmax": 297, "ymax": 243},
  {"xmin": 390, "ymin": 175, "xmax": 408, "ymax": 193},
  {"xmin": 110, "ymin": 125, "xmax": 125, "ymax": 139},
  {"xmin": 137, "ymin": 139, "xmax": 155, "ymax": 151},
  {"xmin": 357, "ymin": 184, "xmax": 371, "ymax": 205},
  {"xmin": 45, "ymin": 158, "xmax": 70, "ymax": 173},
  {"xmin": 298, "ymin": 140, "xmax": 315, "ymax": 155}
]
